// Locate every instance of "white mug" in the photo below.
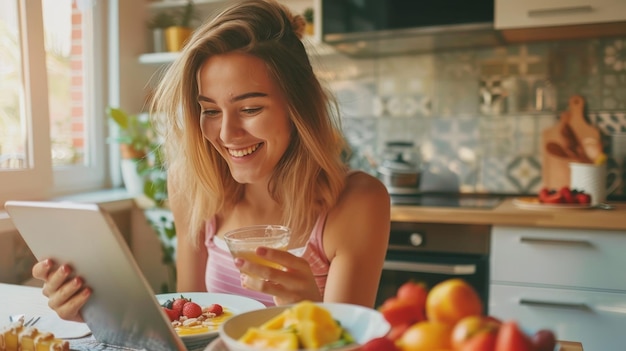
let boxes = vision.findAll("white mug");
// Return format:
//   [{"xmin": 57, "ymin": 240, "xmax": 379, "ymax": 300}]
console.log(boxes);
[{"xmin": 569, "ymin": 162, "xmax": 621, "ymax": 205}]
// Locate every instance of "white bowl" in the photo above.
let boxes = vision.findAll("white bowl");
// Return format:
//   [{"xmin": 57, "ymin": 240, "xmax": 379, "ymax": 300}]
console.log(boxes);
[
  {"xmin": 219, "ymin": 302, "xmax": 390, "ymax": 351},
  {"xmin": 155, "ymin": 292, "xmax": 265, "ymax": 350}
]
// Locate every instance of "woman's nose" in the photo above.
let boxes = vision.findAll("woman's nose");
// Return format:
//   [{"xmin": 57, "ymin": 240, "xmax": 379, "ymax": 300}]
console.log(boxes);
[{"xmin": 219, "ymin": 112, "xmax": 244, "ymax": 142}]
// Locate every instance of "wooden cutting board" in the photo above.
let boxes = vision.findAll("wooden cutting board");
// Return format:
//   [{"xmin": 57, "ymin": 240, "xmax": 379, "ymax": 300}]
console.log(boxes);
[
  {"xmin": 567, "ymin": 95, "xmax": 602, "ymax": 161},
  {"xmin": 541, "ymin": 95, "xmax": 602, "ymax": 189}
]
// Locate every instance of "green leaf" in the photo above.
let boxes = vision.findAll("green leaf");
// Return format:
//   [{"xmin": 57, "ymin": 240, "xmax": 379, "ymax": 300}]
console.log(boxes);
[{"xmin": 107, "ymin": 107, "xmax": 130, "ymax": 129}]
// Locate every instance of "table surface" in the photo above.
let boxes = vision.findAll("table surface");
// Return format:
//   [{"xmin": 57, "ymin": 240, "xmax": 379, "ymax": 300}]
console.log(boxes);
[
  {"xmin": 0, "ymin": 282, "xmax": 51, "ymax": 322},
  {"xmin": 0, "ymin": 283, "xmax": 583, "ymax": 351}
]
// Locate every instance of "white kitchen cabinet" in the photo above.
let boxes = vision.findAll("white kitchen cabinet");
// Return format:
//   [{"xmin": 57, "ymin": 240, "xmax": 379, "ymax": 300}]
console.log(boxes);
[
  {"xmin": 495, "ymin": 0, "xmax": 626, "ymax": 29},
  {"xmin": 491, "ymin": 226, "xmax": 626, "ymax": 291},
  {"xmin": 490, "ymin": 284, "xmax": 626, "ymax": 351},
  {"xmin": 490, "ymin": 225, "xmax": 626, "ymax": 350}
]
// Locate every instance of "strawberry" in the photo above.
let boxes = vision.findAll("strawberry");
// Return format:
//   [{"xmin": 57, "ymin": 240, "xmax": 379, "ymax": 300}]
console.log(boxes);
[
  {"xmin": 161, "ymin": 298, "xmax": 174, "ymax": 309},
  {"xmin": 171, "ymin": 296, "xmax": 190, "ymax": 316},
  {"xmin": 182, "ymin": 301, "xmax": 203, "ymax": 318},
  {"xmin": 206, "ymin": 303, "xmax": 224, "ymax": 316},
  {"xmin": 575, "ymin": 192, "xmax": 591, "ymax": 204},
  {"xmin": 559, "ymin": 186, "xmax": 575, "ymax": 204},
  {"xmin": 162, "ymin": 307, "xmax": 179, "ymax": 322},
  {"xmin": 538, "ymin": 187, "xmax": 550, "ymax": 202},
  {"xmin": 541, "ymin": 191, "xmax": 563, "ymax": 204}
]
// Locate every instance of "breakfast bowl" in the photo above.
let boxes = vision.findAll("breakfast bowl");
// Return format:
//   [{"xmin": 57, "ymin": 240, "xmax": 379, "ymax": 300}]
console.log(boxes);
[
  {"xmin": 155, "ymin": 292, "xmax": 265, "ymax": 350},
  {"xmin": 217, "ymin": 301, "xmax": 390, "ymax": 351}
]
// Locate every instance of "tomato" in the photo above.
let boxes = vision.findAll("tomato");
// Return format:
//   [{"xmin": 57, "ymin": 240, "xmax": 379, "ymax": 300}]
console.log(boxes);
[
  {"xmin": 396, "ymin": 281, "xmax": 428, "ymax": 305},
  {"xmin": 379, "ymin": 297, "xmax": 426, "ymax": 327},
  {"xmin": 361, "ymin": 336, "xmax": 400, "ymax": 351}
]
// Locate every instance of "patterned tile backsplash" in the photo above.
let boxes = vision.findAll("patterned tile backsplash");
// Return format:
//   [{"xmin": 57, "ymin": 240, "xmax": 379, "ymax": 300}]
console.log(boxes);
[{"xmin": 314, "ymin": 37, "xmax": 626, "ymax": 197}]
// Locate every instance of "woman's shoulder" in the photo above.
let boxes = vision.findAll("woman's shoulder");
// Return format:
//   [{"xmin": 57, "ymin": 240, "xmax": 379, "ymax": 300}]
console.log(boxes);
[{"xmin": 338, "ymin": 170, "xmax": 390, "ymax": 208}]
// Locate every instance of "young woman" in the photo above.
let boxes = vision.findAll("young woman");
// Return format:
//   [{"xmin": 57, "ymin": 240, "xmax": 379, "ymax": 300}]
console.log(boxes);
[{"xmin": 32, "ymin": 0, "xmax": 390, "ymax": 322}]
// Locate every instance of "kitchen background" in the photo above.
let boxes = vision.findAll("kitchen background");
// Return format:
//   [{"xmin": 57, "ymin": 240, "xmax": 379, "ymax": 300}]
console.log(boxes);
[
  {"xmin": 2, "ymin": 1, "xmax": 626, "ymax": 287},
  {"xmin": 312, "ymin": 36, "xmax": 626, "ymax": 197}
]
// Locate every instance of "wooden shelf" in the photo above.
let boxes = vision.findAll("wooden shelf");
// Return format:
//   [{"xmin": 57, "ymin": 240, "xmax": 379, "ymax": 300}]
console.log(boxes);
[
  {"xmin": 138, "ymin": 36, "xmax": 338, "ymax": 65},
  {"xmin": 147, "ymin": 0, "xmax": 225, "ymax": 10},
  {"xmin": 138, "ymin": 52, "xmax": 180, "ymax": 64}
]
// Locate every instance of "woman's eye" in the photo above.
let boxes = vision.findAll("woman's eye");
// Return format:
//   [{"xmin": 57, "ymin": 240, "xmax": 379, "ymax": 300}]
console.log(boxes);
[
  {"xmin": 242, "ymin": 107, "xmax": 262, "ymax": 115},
  {"xmin": 201, "ymin": 109, "xmax": 220, "ymax": 118}
]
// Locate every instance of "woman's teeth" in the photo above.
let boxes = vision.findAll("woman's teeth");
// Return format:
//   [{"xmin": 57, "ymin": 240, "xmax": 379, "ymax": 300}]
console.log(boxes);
[{"xmin": 228, "ymin": 143, "xmax": 261, "ymax": 157}]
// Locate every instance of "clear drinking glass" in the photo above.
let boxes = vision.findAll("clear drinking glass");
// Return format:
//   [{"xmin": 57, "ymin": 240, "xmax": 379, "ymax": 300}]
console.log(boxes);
[{"xmin": 223, "ymin": 225, "xmax": 291, "ymax": 270}]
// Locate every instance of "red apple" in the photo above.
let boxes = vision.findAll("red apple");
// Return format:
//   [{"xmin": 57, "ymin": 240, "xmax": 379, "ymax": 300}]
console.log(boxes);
[
  {"xmin": 495, "ymin": 321, "xmax": 534, "ymax": 351},
  {"xmin": 531, "ymin": 329, "xmax": 557, "ymax": 351},
  {"xmin": 460, "ymin": 330, "xmax": 498, "ymax": 351}
]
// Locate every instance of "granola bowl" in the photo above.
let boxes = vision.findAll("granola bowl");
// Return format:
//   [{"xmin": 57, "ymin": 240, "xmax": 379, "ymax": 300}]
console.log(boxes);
[{"xmin": 156, "ymin": 292, "xmax": 265, "ymax": 349}]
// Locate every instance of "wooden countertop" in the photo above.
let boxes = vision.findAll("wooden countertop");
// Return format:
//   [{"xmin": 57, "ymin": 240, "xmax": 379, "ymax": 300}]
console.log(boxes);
[{"xmin": 391, "ymin": 198, "xmax": 626, "ymax": 231}]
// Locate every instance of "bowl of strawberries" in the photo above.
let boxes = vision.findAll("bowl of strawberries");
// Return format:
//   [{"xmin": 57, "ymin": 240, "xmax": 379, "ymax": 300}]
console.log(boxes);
[
  {"xmin": 157, "ymin": 292, "xmax": 265, "ymax": 349},
  {"xmin": 512, "ymin": 186, "xmax": 594, "ymax": 210}
]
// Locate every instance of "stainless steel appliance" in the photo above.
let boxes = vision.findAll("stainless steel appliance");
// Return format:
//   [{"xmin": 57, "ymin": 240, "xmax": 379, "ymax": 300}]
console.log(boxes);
[
  {"xmin": 318, "ymin": 0, "xmax": 502, "ymax": 57},
  {"xmin": 377, "ymin": 141, "xmax": 421, "ymax": 195},
  {"xmin": 390, "ymin": 193, "xmax": 503, "ymax": 208},
  {"xmin": 376, "ymin": 221, "xmax": 491, "ymax": 314}
]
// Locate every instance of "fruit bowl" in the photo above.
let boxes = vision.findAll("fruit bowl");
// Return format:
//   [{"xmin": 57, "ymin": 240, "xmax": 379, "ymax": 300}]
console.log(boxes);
[{"xmin": 219, "ymin": 302, "xmax": 390, "ymax": 351}]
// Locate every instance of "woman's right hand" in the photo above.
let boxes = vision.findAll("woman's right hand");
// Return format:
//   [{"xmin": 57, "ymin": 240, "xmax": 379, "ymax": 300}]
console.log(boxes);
[{"xmin": 32, "ymin": 259, "xmax": 91, "ymax": 323}]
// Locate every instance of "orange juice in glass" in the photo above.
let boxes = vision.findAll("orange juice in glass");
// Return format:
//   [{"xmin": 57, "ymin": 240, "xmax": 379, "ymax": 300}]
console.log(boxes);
[{"xmin": 223, "ymin": 225, "xmax": 291, "ymax": 270}]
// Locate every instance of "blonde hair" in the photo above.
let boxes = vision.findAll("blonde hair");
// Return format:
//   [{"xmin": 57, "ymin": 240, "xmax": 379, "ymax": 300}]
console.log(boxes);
[{"xmin": 151, "ymin": 0, "xmax": 349, "ymax": 246}]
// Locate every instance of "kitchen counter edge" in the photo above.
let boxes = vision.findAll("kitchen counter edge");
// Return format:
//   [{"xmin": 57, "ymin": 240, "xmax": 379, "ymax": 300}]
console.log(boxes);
[{"xmin": 391, "ymin": 198, "xmax": 626, "ymax": 231}]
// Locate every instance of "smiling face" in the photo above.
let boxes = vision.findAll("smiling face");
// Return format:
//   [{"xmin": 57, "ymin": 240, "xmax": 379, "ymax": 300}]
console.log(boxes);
[{"xmin": 197, "ymin": 52, "xmax": 293, "ymax": 186}]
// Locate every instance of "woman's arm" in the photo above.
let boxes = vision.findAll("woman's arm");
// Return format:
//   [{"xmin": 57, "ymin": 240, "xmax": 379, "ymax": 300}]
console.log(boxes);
[
  {"xmin": 322, "ymin": 172, "xmax": 391, "ymax": 308},
  {"xmin": 168, "ymin": 174, "xmax": 208, "ymax": 292}
]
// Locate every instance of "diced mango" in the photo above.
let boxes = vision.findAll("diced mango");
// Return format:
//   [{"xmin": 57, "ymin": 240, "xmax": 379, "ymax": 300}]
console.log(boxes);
[
  {"xmin": 297, "ymin": 319, "xmax": 342, "ymax": 349},
  {"xmin": 289, "ymin": 301, "xmax": 342, "ymax": 349},
  {"xmin": 239, "ymin": 328, "xmax": 299, "ymax": 350},
  {"xmin": 260, "ymin": 310, "xmax": 291, "ymax": 330},
  {"xmin": 239, "ymin": 301, "xmax": 345, "ymax": 350}
]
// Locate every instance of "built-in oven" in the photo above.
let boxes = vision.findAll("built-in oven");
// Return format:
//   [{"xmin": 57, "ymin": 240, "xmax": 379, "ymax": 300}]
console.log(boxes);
[{"xmin": 376, "ymin": 222, "xmax": 491, "ymax": 314}]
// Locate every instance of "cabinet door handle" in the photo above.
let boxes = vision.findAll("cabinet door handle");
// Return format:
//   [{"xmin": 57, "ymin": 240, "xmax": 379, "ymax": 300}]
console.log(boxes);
[
  {"xmin": 519, "ymin": 298, "xmax": 590, "ymax": 311},
  {"xmin": 519, "ymin": 237, "xmax": 593, "ymax": 247},
  {"xmin": 528, "ymin": 5, "xmax": 593, "ymax": 17},
  {"xmin": 383, "ymin": 260, "xmax": 476, "ymax": 275}
]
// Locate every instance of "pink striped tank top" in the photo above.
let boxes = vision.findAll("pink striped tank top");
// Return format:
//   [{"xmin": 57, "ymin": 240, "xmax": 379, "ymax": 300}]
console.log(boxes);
[{"xmin": 204, "ymin": 214, "xmax": 331, "ymax": 306}]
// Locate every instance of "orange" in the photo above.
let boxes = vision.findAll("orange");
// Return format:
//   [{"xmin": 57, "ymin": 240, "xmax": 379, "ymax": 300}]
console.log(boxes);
[
  {"xmin": 396, "ymin": 321, "xmax": 452, "ymax": 351},
  {"xmin": 451, "ymin": 315, "xmax": 501, "ymax": 349},
  {"xmin": 426, "ymin": 279, "xmax": 483, "ymax": 326}
]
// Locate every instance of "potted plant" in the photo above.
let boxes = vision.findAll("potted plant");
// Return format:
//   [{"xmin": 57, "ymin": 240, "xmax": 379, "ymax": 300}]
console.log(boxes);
[
  {"xmin": 303, "ymin": 7, "xmax": 314, "ymax": 36},
  {"xmin": 164, "ymin": 0, "xmax": 198, "ymax": 52},
  {"xmin": 107, "ymin": 107, "xmax": 152, "ymax": 157},
  {"xmin": 107, "ymin": 107, "xmax": 152, "ymax": 195},
  {"xmin": 107, "ymin": 106, "xmax": 175, "ymax": 292},
  {"xmin": 148, "ymin": 11, "xmax": 176, "ymax": 53}
]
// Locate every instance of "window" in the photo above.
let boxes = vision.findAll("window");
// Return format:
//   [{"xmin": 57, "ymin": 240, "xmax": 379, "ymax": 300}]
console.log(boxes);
[{"xmin": 0, "ymin": 0, "xmax": 108, "ymax": 206}]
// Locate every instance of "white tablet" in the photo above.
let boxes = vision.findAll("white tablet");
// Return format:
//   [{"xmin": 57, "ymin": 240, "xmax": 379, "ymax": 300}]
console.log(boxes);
[{"xmin": 4, "ymin": 200, "xmax": 186, "ymax": 351}]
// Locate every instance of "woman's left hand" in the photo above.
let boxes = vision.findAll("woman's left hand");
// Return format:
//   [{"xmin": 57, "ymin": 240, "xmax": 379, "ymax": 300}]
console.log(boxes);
[{"xmin": 234, "ymin": 246, "xmax": 322, "ymax": 305}]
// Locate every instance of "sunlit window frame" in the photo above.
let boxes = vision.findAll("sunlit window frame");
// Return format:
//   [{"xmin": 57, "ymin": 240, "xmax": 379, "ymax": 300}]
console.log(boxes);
[{"xmin": 0, "ymin": 0, "xmax": 109, "ymax": 206}]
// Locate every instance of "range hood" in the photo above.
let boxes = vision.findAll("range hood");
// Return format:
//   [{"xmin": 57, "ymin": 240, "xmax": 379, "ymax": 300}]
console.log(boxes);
[
  {"xmin": 318, "ymin": 0, "xmax": 503, "ymax": 58},
  {"xmin": 323, "ymin": 22, "xmax": 505, "ymax": 58}
]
